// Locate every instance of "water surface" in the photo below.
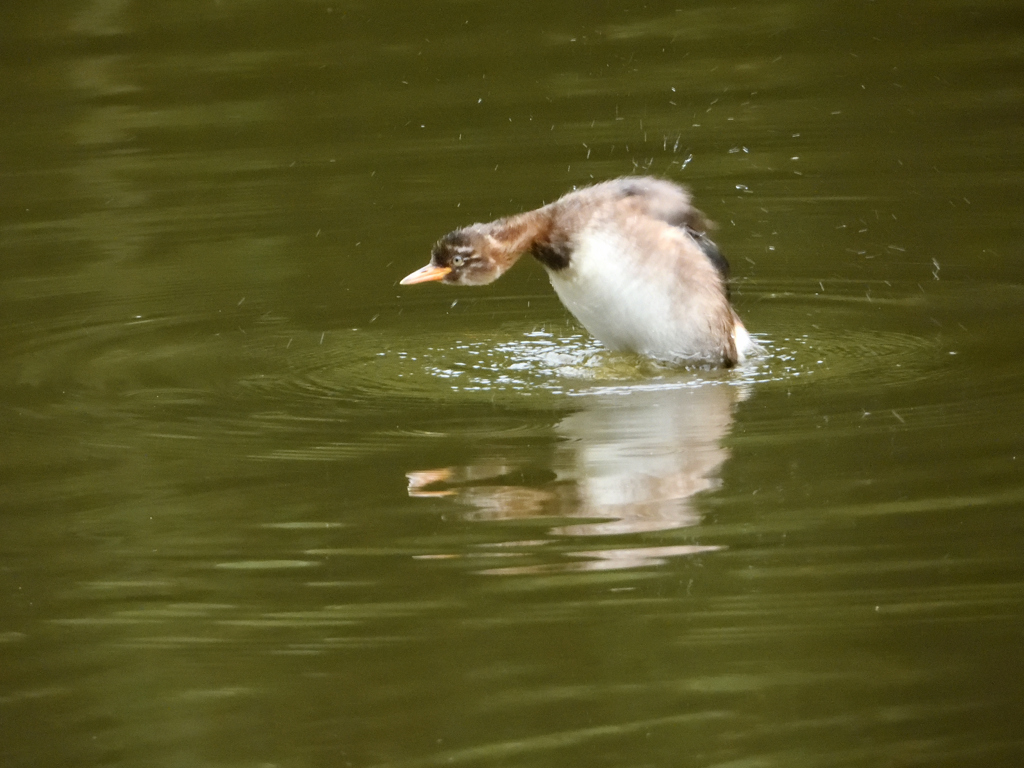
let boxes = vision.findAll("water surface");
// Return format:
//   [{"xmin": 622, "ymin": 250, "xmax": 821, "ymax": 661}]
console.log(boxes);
[{"xmin": 2, "ymin": 1, "xmax": 1023, "ymax": 766}]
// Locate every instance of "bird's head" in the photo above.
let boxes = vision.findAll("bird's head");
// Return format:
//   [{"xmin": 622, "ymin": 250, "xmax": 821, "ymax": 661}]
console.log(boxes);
[{"xmin": 400, "ymin": 227, "xmax": 511, "ymax": 287}]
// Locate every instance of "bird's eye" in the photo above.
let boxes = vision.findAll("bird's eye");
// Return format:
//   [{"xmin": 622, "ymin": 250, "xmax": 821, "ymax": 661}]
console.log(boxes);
[{"xmin": 451, "ymin": 255, "xmax": 466, "ymax": 267}]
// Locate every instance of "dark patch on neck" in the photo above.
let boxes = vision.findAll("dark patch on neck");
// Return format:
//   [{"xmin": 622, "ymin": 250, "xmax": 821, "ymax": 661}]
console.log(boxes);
[
  {"xmin": 532, "ymin": 243, "xmax": 573, "ymax": 274},
  {"xmin": 525, "ymin": 213, "xmax": 572, "ymax": 271}
]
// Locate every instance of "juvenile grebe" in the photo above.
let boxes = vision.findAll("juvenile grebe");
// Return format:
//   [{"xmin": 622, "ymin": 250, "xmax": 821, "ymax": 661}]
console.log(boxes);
[{"xmin": 400, "ymin": 176, "xmax": 754, "ymax": 367}]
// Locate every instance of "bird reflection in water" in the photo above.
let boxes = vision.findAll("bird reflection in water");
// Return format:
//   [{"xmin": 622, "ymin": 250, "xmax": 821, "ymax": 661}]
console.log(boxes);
[{"xmin": 406, "ymin": 382, "xmax": 744, "ymax": 573}]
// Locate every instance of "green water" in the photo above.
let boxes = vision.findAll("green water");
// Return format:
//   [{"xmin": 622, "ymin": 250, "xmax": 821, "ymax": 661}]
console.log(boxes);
[{"xmin": 2, "ymin": 1, "xmax": 1023, "ymax": 766}]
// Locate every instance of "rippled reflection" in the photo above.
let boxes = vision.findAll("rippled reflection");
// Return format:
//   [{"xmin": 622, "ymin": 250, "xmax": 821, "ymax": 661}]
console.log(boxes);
[{"xmin": 406, "ymin": 381, "xmax": 743, "ymax": 571}]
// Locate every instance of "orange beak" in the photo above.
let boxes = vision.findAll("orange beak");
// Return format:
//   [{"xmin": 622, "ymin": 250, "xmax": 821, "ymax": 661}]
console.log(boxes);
[{"xmin": 400, "ymin": 263, "xmax": 451, "ymax": 285}]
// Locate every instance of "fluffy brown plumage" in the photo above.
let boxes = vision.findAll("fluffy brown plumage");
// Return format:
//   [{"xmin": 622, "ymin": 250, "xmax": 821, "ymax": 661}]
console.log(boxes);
[{"xmin": 400, "ymin": 177, "xmax": 754, "ymax": 366}]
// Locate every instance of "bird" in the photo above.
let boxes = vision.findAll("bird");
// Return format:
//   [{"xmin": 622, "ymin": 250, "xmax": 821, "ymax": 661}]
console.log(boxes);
[{"xmin": 399, "ymin": 176, "xmax": 755, "ymax": 367}]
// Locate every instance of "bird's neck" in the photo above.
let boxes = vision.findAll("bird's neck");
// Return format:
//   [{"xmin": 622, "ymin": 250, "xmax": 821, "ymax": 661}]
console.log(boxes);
[{"xmin": 481, "ymin": 206, "xmax": 570, "ymax": 274}]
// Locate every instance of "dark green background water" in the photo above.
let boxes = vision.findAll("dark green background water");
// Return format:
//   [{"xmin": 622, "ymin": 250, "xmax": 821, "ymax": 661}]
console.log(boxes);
[{"xmin": 2, "ymin": 1, "xmax": 1023, "ymax": 766}]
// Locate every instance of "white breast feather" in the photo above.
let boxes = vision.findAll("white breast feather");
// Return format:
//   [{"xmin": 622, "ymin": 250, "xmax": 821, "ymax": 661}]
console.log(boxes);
[{"xmin": 545, "ymin": 228, "xmax": 721, "ymax": 361}]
